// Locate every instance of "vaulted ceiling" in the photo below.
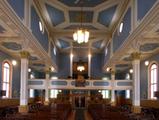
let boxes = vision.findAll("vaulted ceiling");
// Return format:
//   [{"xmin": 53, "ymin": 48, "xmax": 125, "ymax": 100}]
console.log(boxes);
[
  {"xmin": 0, "ymin": 0, "xmax": 158, "ymax": 72},
  {"xmin": 34, "ymin": 0, "xmax": 129, "ymax": 55}
]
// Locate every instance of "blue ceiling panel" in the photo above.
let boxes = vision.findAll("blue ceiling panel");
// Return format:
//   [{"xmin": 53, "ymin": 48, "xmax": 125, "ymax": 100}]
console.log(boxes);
[
  {"xmin": 69, "ymin": 11, "xmax": 93, "ymax": 23},
  {"xmin": 0, "ymin": 25, "xmax": 6, "ymax": 33},
  {"xmin": 64, "ymin": 25, "xmax": 97, "ymax": 30},
  {"xmin": 7, "ymin": 0, "xmax": 24, "ymax": 20},
  {"xmin": 137, "ymin": 0, "xmax": 157, "ymax": 21},
  {"xmin": 59, "ymin": 39, "xmax": 70, "ymax": 49},
  {"xmin": 58, "ymin": 0, "xmax": 106, "ymax": 7},
  {"xmin": 45, "ymin": 4, "xmax": 65, "ymax": 26},
  {"xmin": 92, "ymin": 40, "xmax": 103, "ymax": 49},
  {"xmin": 98, "ymin": 5, "xmax": 117, "ymax": 27}
]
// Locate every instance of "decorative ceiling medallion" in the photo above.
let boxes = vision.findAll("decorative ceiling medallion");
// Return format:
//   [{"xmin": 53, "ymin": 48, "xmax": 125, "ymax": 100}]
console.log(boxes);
[
  {"xmin": 2, "ymin": 42, "xmax": 22, "ymax": 51},
  {"xmin": 32, "ymin": 63, "xmax": 45, "ymax": 67},
  {"xmin": 140, "ymin": 43, "xmax": 159, "ymax": 52},
  {"xmin": 29, "ymin": 56, "xmax": 38, "ymax": 61}
]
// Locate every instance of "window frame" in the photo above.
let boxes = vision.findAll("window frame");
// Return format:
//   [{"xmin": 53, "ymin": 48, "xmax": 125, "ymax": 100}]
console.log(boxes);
[
  {"xmin": 148, "ymin": 62, "xmax": 158, "ymax": 99},
  {"xmin": 2, "ymin": 60, "xmax": 12, "ymax": 98}
]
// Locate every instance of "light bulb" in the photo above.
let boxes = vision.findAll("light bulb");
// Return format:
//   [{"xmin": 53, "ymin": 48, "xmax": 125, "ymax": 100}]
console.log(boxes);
[
  {"xmin": 129, "ymin": 69, "xmax": 133, "ymax": 73},
  {"xmin": 145, "ymin": 61, "xmax": 149, "ymax": 66}
]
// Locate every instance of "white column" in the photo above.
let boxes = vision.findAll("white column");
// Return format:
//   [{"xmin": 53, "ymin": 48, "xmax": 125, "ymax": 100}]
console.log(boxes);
[
  {"xmin": 88, "ymin": 54, "xmax": 91, "ymax": 79},
  {"xmin": 19, "ymin": 51, "xmax": 29, "ymax": 113},
  {"xmin": 44, "ymin": 71, "xmax": 49, "ymax": 105},
  {"xmin": 131, "ymin": 52, "xmax": 141, "ymax": 113},
  {"xmin": 70, "ymin": 53, "xmax": 73, "ymax": 77},
  {"xmin": 111, "ymin": 70, "xmax": 115, "ymax": 106},
  {"xmin": 70, "ymin": 43, "xmax": 73, "ymax": 77}
]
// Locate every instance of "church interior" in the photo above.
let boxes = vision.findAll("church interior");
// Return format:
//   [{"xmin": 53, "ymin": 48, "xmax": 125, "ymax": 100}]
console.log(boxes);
[{"xmin": 0, "ymin": 0, "xmax": 159, "ymax": 120}]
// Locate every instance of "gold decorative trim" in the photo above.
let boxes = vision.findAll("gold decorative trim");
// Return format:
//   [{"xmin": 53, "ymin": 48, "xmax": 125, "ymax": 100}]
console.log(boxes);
[
  {"xmin": 45, "ymin": 70, "xmax": 50, "ymax": 74},
  {"xmin": 131, "ymin": 52, "xmax": 141, "ymax": 60},
  {"xmin": 111, "ymin": 70, "xmax": 115, "ymax": 75},
  {"xmin": 20, "ymin": 51, "xmax": 30, "ymax": 58}
]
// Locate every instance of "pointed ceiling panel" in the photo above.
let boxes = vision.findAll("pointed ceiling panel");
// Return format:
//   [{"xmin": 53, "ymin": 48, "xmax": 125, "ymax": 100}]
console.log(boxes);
[
  {"xmin": 58, "ymin": 0, "xmax": 106, "ymax": 7},
  {"xmin": 45, "ymin": 4, "xmax": 65, "ymax": 26},
  {"xmin": 59, "ymin": 39, "xmax": 70, "ymax": 49},
  {"xmin": 98, "ymin": 5, "xmax": 117, "ymax": 27},
  {"xmin": 92, "ymin": 40, "xmax": 103, "ymax": 49}
]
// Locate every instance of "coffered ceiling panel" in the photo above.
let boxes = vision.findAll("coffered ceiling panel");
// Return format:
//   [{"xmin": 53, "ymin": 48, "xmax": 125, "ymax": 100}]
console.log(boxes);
[
  {"xmin": 45, "ymin": 3, "xmax": 65, "ymax": 26},
  {"xmin": 98, "ymin": 5, "xmax": 117, "ymax": 27}
]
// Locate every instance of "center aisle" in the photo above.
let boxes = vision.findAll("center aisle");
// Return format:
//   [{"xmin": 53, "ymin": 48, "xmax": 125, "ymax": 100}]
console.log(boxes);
[{"xmin": 75, "ymin": 109, "xmax": 85, "ymax": 120}]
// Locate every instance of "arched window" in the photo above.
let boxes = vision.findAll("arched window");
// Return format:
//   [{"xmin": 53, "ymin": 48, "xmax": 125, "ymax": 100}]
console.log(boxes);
[
  {"xmin": 149, "ymin": 63, "xmax": 158, "ymax": 99},
  {"xmin": 2, "ymin": 61, "xmax": 12, "ymax": 98}
]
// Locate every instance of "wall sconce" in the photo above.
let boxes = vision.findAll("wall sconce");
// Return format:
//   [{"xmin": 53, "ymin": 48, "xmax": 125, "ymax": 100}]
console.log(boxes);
[
  {"xmin": 106, "ymin": 67, "xmax": 111, "ymax": 72},
  {"xmin": 129, "ymin": 69, "xmax": 133, "ymax": 73},
  {"xmin": 28, "ymin": 68, "xmax": 31, "ymax": 72},
  {"xmin": 50, "ymin": 66, "xmax": 55, "ymax": 72},
  {"xmin": 12, "ymin": 60, "xmax": 17, "ymax": 66},
  {"xmin": 144, "ymin": 61, "xmax": 149, "ymax": 66}
]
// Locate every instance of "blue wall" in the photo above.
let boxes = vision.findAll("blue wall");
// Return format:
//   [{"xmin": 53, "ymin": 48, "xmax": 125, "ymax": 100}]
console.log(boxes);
[
  {"xmin": 104, "ymin": 42, "xmax": 111, "ymax": 63},
  {"xmin": 113, "ymin": 8, "xmax": 131, "ymax": 53},
  {"xmin": 51, "ymin": 43, "xmax": 57, "ymax": 65},
  {"xmin": 140, "ymin": 53, "xmax": 159, "ymax": 99},
  {"xmin": 137, "ymin": 0, "xmax": 157, "ymax": 21},
  {"xmin": 0, "ymin": 50, "xmax": 20, "ymax": 98},
  {"xmin": 7, "ymin": 0, "xmax": 24, "ymax": 20},
  {"xmin": 91, "ymin": 53, "xmax": 104, "ymax": 79},
  {"xmin": 57, "ymin": 53, "xmax": 70, "ymax": 78},
  {"xmin": 31, "ymin": 6, "xmax": 49, "ymax": 52}
]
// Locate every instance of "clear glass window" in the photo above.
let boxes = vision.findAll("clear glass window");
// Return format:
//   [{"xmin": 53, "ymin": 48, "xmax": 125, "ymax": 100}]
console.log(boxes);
[
  {"xmin": 2, "ymin": 61, "xmax": 12, "ymax": 98},
  {"xmin": 150, "ymin": 63, "xmax": 158, "ymax": 99}
]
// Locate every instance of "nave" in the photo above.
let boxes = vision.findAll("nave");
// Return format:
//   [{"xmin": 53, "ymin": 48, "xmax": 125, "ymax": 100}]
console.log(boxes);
[
  {"xmin": 0, "ymin": 0, "xmax": 159, "ymax": 120},
  {"xmin": 1, "ymin": 97, "xmax": 159, "ymax": 120}
]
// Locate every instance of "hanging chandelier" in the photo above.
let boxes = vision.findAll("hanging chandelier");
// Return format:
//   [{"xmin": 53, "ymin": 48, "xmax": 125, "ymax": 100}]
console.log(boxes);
[
  {"xmin": 73, "ymin": 1, "xmax": 90, "ymax": 44},
  {"xmin": 77, "ymin": 65, "xmax": 85, "ymax": 72},
  {"xmin": 73, "ymin": 29, "xmax": 89, "ymax": 44}
]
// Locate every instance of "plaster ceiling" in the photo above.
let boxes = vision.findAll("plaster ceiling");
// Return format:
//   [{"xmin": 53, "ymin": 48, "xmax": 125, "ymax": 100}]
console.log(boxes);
[{"xmin": 34, "ymin": 0, "xmax": 129, "ymax": 56}]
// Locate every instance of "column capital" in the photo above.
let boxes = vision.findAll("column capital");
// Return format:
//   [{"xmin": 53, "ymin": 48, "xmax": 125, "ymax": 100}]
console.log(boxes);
[
  {"xmin": 111, "ymin": 70, "xmax": 115, "ymax": 75},
  {"xmin": 131, "ymin": 52, "xmax": 141, "ymax": 60},
  {"xmin": 20, "ymin": 51, "xmax": 30, "ymax": 59},
  {"xmin": 45, "ymin": 70, "xmax": 50, "ymax": 74}
]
